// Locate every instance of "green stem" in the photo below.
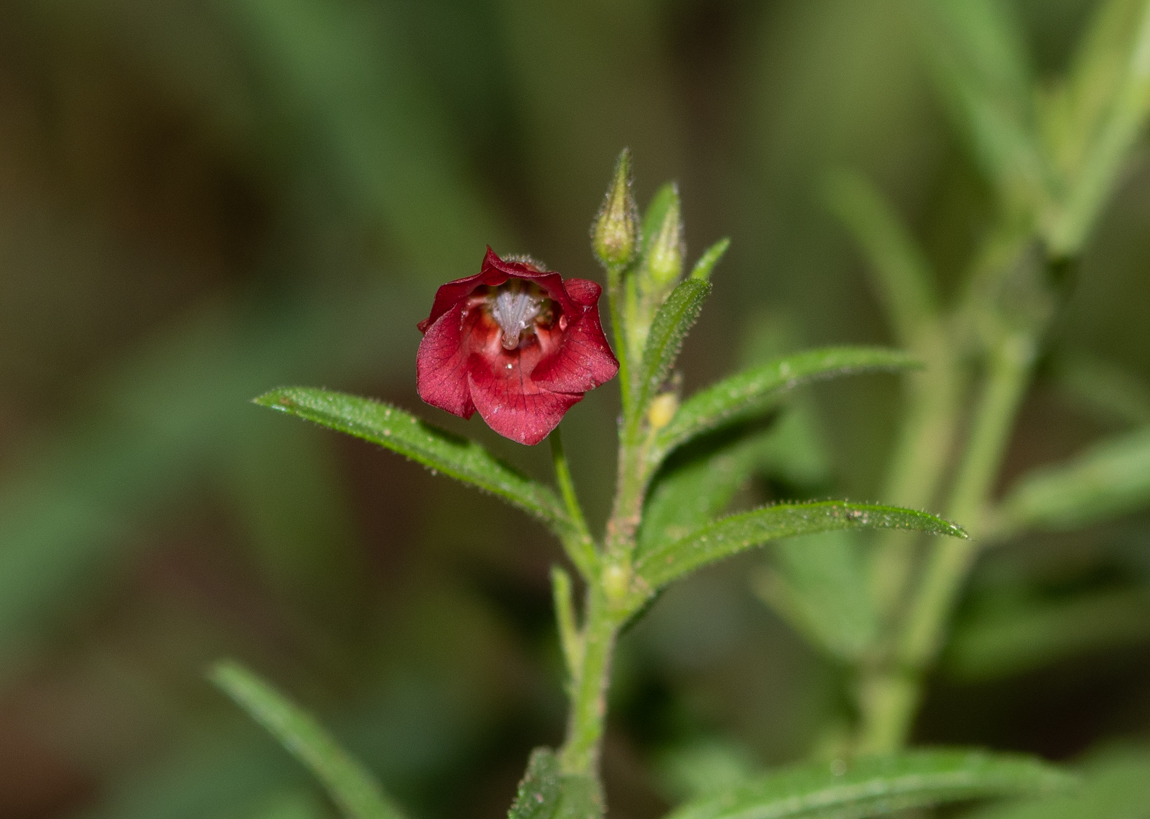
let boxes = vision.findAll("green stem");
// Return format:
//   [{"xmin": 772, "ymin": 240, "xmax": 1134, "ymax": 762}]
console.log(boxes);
[
  {"xmin": 606, "ymin": 262, "xmax": 632, "ymax": 418},
  {"xmin": 870, "ymin": 332, "xmax": 1037, "ymax": 750},
  {"xmin": 551, "ymin": 428, "xmax": 597, "ymax": 578},
  {"xmin": 559, "ymin": 587, "xmax": 618, "ymax": 777},
  {"xmin": 869, "ymin": 329, "xmax": 965, "ymax": 618}
]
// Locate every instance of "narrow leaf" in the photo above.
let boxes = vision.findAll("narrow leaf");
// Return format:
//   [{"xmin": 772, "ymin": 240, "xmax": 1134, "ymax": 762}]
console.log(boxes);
[
  {"xmin": 691, "ymin": 238, "xmax": 731, "ymax": 283},
  {"xmin": 1047, "ymin": 0, "xmax": 1150, "ymax": 254},
  {"xmin": 210, "ymin": 660, "xmax": 406, "ymax": 819},
  {"xmin": 631, "ymin": 279, "xmax": 712, "ymax": 433},
  {"xmin": 635, "ymin": 501, "xmax": 965, "ymax": 593},
  {"xmin": 824, "ymin": 170, "xmax": 939, "ymax": 345},
  {"xmin": 1052, "ymin": 349, "xmax": 1150, "ymax": 428},
  {"xmin": 653, "ymin": 347, "xmax": 920, "ymax": 460},
  {"xmin": 964, "ymin": 747, "xmax": 1150, "ymax": 819},
  {"xmin": 254, "ymin": 387, "xmax": 572, "ymax": 535},
  {"xmin": 666, "ymin": 750, "xmax": 1071, "ymax": 819},
  {"xmin": 997, "ymin": 426, "xmax": 1150, "ymax": 532},
  {"xmin": 509, "ymin": 748, "xmax": 563, "ymax": 819}
]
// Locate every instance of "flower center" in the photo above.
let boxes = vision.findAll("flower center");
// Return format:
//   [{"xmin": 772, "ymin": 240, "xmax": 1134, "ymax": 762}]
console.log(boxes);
[{"xmin": 490, "ymin": 281, "xmax": 549, "ymax": 350}]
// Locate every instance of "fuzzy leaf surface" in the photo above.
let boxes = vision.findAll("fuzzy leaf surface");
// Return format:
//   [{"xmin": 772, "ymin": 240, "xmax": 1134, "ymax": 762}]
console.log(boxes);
[
  {"xmin": 635, "ymin": 501, "xmax": 965, "ymax": 592},
  {"xmin": 210, "ymin": 661, "xmax": 406, "ymax": 819},
  {"xmin": 509, "ymin": 748, "xmax": 563, "ymax": 819},
  {"xmin": 254, "ymin": 387, "xmax": 571, "ymax": 534},
  {"xmin": 652, "ymin": 347, "xmax": 919, "ymax": 460},
  {"xmin": 666, "ymin": 750, "xmax": 1071, "ymax": 819},
  {"xmin": 630, "ymin": 278, "xmax": 711, "ymax": 434}
]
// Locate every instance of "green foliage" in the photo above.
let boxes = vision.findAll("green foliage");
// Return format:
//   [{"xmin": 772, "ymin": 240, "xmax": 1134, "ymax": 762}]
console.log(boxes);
[
  {"xmin": 665, "ymin": 750, "xmax": 1072, "ymax": 819},
  {"xmin": 753, "ymin": 530, "xmax": 879, "ymax": 663},
  {"xmin": 508, "ymin": 748, "xmax": 563, "ymax": 819},
  {"xmin": 254, "ymin": 387, "xmax": 573, "ymax": 537},
  {"xmin": 634, "ymin": 501, "xmax": 965, "ymax": 594},
  {"xmin": 690, "ymin": 238, "xmax": 731, "ymax": 283},
  {"xmin": 210, "ymin": 661, "xmax": 407, "ymax": 819},
  {"xmin": 997, "ymin": 425, "xmax": 1150, "ymax": 532},
  {"xmin": 630, "ymin": 278, "xmax": 712, "ymax": 437},
  {"xmin": 964, "ymin": 747, "xmax": 1150, "ymax": 819},
  {"xmin": 945, "ymin": 587, "xmax": 1150, "ymax": 680},
  {"xmin": 652, "ymin": 347, "xmax": 920, "ymax": 460},
  {"xmin": 823, "ymin": 170, "xmax": 939, "ymax": 345}
]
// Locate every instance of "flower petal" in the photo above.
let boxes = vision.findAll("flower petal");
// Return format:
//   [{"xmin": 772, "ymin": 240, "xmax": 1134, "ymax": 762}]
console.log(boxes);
[
  {"xmin": 416, "ymin": 303, "xmax": 477, "ymax": 418},
  {"xmin": 531, "ymin": 305, "xmax": 618, "ymax": 394},
  {"xmin": 467, "ymin": 349, "xmax": 580, "ymax": 446}
]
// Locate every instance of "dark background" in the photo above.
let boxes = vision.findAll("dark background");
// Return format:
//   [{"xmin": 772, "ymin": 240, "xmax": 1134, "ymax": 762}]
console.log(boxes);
[{"xmin": 1, "ymin": 1, "xmax": 1148, "ymax": 818}]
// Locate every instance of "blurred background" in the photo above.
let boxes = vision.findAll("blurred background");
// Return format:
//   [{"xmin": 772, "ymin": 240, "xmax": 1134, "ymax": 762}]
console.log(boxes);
[{"xmin": 1, "ymin": 1, "xmax": 1149, "ymax": 817}]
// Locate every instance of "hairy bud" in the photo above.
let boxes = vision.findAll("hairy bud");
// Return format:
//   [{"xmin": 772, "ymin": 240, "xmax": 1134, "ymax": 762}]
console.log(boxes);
[{"xmin": 593, "ymin": 148, "xmax": 639, "ymax": 269}]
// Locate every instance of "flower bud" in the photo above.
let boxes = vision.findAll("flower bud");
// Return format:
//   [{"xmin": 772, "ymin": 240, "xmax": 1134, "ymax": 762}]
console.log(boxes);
[
  {"xmin": 646, "ymin": 188, "xmax": 684, "ymax": 289},
  {"xmin": 592, "ymin": 148, "xmax": 639, "ymax": 269}
]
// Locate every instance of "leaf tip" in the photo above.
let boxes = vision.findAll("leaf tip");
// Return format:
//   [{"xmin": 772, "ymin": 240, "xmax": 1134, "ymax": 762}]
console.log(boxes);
[{"xmin": 253, "ymin": 387, "xmax": 299, "ymax": 412}]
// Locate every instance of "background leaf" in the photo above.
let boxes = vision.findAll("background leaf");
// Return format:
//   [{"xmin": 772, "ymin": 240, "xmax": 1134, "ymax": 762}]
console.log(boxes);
[
  {"xmin": 997, "ymin": 425, "xmax": 1150, "ymax": 532},
  {"xmin": 255, "ymin": 387, "xmax": 572, "ymax": 536},
  {"xmin": 210, "ymin": 660, "xmax": 407, "ymax": 819},
  {"xmin": 665, "ymin": 749, "xmax": 1071, "ymax": 819}
]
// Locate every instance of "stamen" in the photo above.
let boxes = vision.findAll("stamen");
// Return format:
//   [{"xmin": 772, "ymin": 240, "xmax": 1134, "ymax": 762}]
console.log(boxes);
[{"xmin": 490, "ymin": 282, "xmax": 546, "ymax": 350}]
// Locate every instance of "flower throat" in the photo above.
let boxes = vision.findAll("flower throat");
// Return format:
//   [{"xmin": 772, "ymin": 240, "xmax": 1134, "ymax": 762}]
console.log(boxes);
[{"xmin": 489, "ymin": 281, "xmax": 551, "ymax": 350}]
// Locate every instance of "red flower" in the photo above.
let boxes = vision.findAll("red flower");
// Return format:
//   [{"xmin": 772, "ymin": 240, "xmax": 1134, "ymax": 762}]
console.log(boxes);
[{"xmin": 417, "ymin": 247, "xmax": 619, "ymax": 445}]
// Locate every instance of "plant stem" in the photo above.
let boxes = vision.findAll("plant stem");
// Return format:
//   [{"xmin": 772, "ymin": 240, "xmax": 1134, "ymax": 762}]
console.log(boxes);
[
  {"xmin": 868, "ymin": 331, "xmax": 1037, "ymax": 750},
  {"xmin": 559, "ymin": 586, "xmax": 618, "ymax": 777},
  {"xmin": 551, "ymin": 428, "xmax": 597, "ymax": 577},
  {"xmin": 606, "ymin": 262, "xmax": 632, "ymax": 418}
]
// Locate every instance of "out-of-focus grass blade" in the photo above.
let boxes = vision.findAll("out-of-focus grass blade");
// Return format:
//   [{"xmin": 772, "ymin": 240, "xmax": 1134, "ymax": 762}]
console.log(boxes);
[
  {"xmin": 629, "ymin": 279, "xmax": 712, "ymax": 437},
  {"xmin": 210, "ymin": 661, "xmax": 407, "ymax": 819},
  {"xmin": 945, "ymin": 588, "xmax": 1150, "ymax": 680},
  {"xmin": 824, "ymin": 170, "xmax": 939, "ymax": 346},
  {"xmin": 1045, "ymin": 0, "xmax": 1150, "ymax": 255},
  {"xmin": 508, "ymin": 748, "xmax": 563, "ymax": 819},
  {"xmin": 915, "ymin": 0, "xmax": 1047, "ymax": 204},
  {"xmin": 665, "ymin": 750, "xmax": 1071, "ymax": 819},
  {"xmin": 634, "ymin": 501, "xmax": 965, "ymax": 594},
  {"xmin": 997, "ymin": 426, "xmax": 1150, "ymax": 533},
  {"xmin": 1052, "ymin": 349, "xmax": 1150, "ymax": 427},
  {"xmin": 254, "ymin": 387, "xmax": 572, "ymax": 537},
  {"xmin": 964, "ymin": 747, "xmax": 1150, "ymax": 819},
  {"xmin": 752, "ymin": 530, "xmax": 879, "ymax": 663},
  {"xmin": 652, "ymin": 347, "xmax": 919, "ymax": 461}
]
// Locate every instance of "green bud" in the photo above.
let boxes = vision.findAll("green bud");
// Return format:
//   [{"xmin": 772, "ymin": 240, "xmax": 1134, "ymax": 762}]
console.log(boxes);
[
  {"xmin": 646, "ymin": 186, "xmax": 683, "ymax": 288},
  {"xmin": 592, "ymin": 148, "xmax": 639, "ymax": 269}
]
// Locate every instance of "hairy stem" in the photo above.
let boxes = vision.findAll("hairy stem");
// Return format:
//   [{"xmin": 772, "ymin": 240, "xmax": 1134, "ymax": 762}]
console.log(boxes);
[
  {"xmin": 559, "ymin": 586, "xmax": 618, "ymax": 777},
  {"xmin": 551, "ymin": 428, "xmax": 597, "ymax": 578}
]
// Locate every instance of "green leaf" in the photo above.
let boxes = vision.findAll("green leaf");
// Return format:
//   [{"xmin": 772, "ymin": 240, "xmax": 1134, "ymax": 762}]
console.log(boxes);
[
  {"xmin": 1045, "ymin": 0, "xmax": 1150, "ymax": 254},
  {"xmin": 690, "ymin": 238, "xmax": 731, "ymax": 283},
  {"xmin": 916, "ymin": 0, "xmax": 1047, "ymax": 204},
  {"xmin": 509, "ymin": 748, "xmax": 563, "ymax": 819},
  {"xmin": 945, "ymin": 587, "xmax": 1150, "ymax": 680},
  {"xmin": 653, "ymin": 347, "xmax": 920, "ymax": 461},
  {"xmin": 824, "ymin": 170, "xmax": 939, "ymax": 345},
  {"xmin": 666, "ymin": 750, "xmax": 1072, "ymax": 819},
  {"xmin": 997, "ymin": 426, "xmax": 1150, "ymax": 533},
  {"xmin": 209, "ymin": 660, "xmax": 407, "ymax": 819},
  {"xmin": 630, "ymin": 278, "xmax": 712, "ymax": 435},
  {"xmin": 254, "ymin": 387, "xmax": 572, "ymax": 536},
  {"xmin": 634, "ymin": 501, "xmax": 965, "ymax": 593},
  {"xmin": 752, "ymin": 530, "xmax": 879, "ymax": 663},
  {"xmin": 638, "ymin": 420, "xmax": 779, "ymax": 554},
  {"xmin": 964, "ymin": 747, "xmax": 1150, "ymax": 819}
]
